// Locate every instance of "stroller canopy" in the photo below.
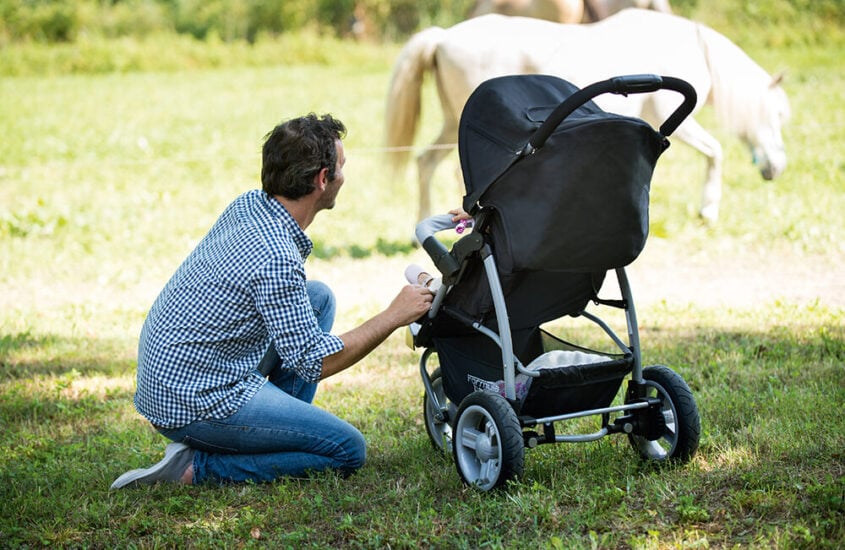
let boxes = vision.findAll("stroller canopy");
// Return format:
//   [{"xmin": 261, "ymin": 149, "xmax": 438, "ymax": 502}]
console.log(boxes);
[{"xmin": 458, "ymin": 74, "xmax": 669, "ymax": 273}]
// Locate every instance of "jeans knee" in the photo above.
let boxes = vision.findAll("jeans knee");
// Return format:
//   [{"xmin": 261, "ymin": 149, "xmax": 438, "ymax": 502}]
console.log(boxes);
[
  {"xmin": 341, "ymin": 429, "xmax": 367, "ymax": 473},
  {"xmin": 306, "ymin": 280, "xmax": 336, "ymax": 332}
]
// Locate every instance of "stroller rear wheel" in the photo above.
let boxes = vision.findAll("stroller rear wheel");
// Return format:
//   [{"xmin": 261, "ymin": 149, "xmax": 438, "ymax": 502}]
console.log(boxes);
[
  {"xmin": 423, "ymin": 368, "xmax": 455, "ymax": 453},
  {"xmin": 453, "ymin": 391, "xmax": 524, "ymax": 490},
  {"xmin": 628, "ymin": 365, "xmax": 700, "ymax": 463}
]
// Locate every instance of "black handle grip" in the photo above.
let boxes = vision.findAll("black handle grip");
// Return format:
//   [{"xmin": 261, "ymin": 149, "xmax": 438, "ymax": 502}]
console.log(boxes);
[
  {"xmin": 611, "ymin": 73, "xmax": 664, "ymax": 94},
  {"xmin": 525, "ymin": 74, "xmax": 697, "ymax": 153},
  {"xmin": 421, "ymin": 237, "xmax": 460, "ymax": 279}
]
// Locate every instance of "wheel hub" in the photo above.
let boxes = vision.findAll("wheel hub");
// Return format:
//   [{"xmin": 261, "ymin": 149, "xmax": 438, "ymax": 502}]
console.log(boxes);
[{"xmin": 474, "ymin": 432, "xmax": 498, "ymax": 462}]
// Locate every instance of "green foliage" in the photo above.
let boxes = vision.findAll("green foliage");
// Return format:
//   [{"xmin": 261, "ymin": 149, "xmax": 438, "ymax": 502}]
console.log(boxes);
[
  {"xmin": 0, "ymin": 29, "xmax": 401, "ymax": 75},
  {"xmin": 170, "ymin": 0, "xmax": 311, "ymax": 42},
  {"xmin": 0, "ymin": 0, "xmax": 476, "ymax": 44},
  {"xmin": 686, "ymin": 0, "xmax": 845, "ymax": 48},
  {"xmin": 0, "ymin": 0, "xmax": 173, "ymax": 43},
  {"xmin": 0, "ymin": 0, "xmax": 80, "ymax": 42},
  {"xmin": 1, "ymin": 0, "xmax": 843, "ymax": 76}
]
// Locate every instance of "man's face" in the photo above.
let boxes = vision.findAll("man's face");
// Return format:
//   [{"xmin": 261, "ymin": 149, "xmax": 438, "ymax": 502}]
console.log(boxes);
[{"xmin": 318, "ymin": 139, "xmax": 346, "ymax": 211}]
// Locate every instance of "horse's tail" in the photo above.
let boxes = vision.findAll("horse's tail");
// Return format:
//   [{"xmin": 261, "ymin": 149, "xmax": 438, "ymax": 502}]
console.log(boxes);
[{"xmin": 384, "ymin": 26, "xmax": 446, "ymax": 175}]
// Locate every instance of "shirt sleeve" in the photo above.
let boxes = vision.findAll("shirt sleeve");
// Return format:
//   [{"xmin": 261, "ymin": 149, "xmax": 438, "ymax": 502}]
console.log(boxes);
[{"xmin": 251, "ymin": 254, "xmax": 343, "ymax": 382}]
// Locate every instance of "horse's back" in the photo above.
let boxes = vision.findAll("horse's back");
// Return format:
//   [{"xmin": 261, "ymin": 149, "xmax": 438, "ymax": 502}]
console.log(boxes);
[
  {"xmin": 447, "ymin": 10, "xmax": 706, "ymax": 86},
  {"xmin": 451, "ymin": 9, "xmax": 699, "ymax": 59},
  {"xmin": 435, "ymin": 10, "xmax": 713, "ymax": 125},
  {"xmin": 440, "ymin": 13, "xmax": 585, "ymax": 68},
  {"xmin": 470, "ymin": 0, "xmax": 584, "ymax": 23},
  {"xmin": 589, "ymin": 8, "xmax": 699, "ymax": 44}
]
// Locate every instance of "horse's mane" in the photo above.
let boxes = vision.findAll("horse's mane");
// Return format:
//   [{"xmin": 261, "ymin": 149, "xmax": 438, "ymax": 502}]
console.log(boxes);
[{"xmin": 697, "ymin": 22, "xmax": 776, "ymax": 139}]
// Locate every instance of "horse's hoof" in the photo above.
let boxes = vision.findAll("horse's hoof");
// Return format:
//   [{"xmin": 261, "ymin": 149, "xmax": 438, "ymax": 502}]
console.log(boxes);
[{"xmin": 699, "ymin": 205, "xmax": 719, "ymax": 224}]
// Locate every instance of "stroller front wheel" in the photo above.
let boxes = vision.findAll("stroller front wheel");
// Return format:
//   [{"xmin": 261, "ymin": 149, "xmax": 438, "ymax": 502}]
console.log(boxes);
[
  {"xmin": 453, "ymin": 391, "xmax": 524, "ymax": 491},
  {"xmin": 423, "ymin": 368, "xmax": 455, "ymax": 453},
  {"xmin": 628, "ymin": 365, "xmax": 700, "ymax": 463}
]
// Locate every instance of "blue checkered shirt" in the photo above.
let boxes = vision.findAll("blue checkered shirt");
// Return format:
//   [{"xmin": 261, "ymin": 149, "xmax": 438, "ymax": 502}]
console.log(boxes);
[{"xmin": 134, "ymin": 190, "xmax": 344, "ymax": 428}]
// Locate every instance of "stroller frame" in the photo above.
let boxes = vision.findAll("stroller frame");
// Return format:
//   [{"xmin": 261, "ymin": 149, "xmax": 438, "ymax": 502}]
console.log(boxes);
[{"xmin": 408, "ymin": 74, "xmax": 701, "ymax": 490}]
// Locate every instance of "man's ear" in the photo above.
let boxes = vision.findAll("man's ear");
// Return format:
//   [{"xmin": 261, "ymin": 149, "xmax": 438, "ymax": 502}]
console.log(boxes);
[{"xmin": 315, "ymin": 167, "xmax": 329, "ymax": 191}]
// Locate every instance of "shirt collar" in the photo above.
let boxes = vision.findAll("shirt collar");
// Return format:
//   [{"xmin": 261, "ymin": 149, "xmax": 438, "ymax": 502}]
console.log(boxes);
[{"xmin": 262, "ymin": 191, "xmax": 313, "ymax": 259}]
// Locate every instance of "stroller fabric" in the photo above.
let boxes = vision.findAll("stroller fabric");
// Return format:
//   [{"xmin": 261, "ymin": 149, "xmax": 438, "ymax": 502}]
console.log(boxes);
[
  {"xmin": 439, "ymin": 263, "xmax": 605, "ymax": 331},
  {"xmin": 459, "ymin": 74, "xmax": 669, "ymax": 273}
]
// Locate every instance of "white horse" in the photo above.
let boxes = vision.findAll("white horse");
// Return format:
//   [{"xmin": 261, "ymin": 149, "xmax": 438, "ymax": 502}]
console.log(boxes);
[
  {"xmin": 385, "ymin": 9, "xmax": 790, "ymax": 224},
  {"xmin": 469, "ymin": 0, "xmax": 671, "ymax": 23},
  {"xmin": 469, "ymin": 0, "xmax": 584, "ymax": 23}
]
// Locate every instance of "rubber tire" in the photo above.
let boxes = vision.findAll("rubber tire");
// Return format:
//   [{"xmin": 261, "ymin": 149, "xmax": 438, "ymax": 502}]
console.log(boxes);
[
  {"xmin": 423, "ymin": 367, "xmax": 455, "ymax": 453},
  {"xmin": 452, "ymin": 391, "xmax": 524, "ymax": 490},
  {"xmin": 628, "ymin": 365, "xmax": 700, "ymax": 463}
]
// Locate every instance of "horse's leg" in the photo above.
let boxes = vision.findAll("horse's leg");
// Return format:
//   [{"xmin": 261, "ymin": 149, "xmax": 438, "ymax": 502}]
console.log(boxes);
[
  {"xmin": 416, "ymin": 121, "xmax": 459, "ymax": 223},
  {"xmin": 650, "ymin": 0, "xmax": 673, "ymax": 13},
  {"xmin": 668, "ymin": 117, "xmax": 724, "ymax": 222}
]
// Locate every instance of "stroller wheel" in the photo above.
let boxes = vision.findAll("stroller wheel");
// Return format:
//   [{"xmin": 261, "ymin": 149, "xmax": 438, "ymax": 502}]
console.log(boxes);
[
  {"xmin": 423, "ymin": 368, "xmax": 455, "ymax": 453},
  {"xmin": 453, "ymin": 391, "xmax": 524, "ymax": 490},
  {"xmin": 628, "ymin": 365, "xmax": 700, "ymax": 463}
]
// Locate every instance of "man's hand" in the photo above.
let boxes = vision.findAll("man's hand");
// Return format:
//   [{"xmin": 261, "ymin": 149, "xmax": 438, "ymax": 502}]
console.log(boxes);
[{"xmin": 385, "ymin": 284, "xmax": 434, "ymax": 327}]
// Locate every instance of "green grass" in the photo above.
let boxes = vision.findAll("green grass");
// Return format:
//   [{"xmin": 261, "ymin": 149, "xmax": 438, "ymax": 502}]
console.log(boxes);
[{"xmin": 1, "ymin": 26, "xmax": 844, "ymax": 550}]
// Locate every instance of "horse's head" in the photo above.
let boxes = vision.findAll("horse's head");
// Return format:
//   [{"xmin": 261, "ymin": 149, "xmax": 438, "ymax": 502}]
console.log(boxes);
[{"xmin": 745, "ymin": 74, "xmax": 791, "ymax": 180}]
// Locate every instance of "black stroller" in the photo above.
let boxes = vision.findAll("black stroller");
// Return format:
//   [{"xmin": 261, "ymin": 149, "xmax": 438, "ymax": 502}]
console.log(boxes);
[{"xmin": 407, "ymin": 74, "xmax": 701, "ymax": 490}]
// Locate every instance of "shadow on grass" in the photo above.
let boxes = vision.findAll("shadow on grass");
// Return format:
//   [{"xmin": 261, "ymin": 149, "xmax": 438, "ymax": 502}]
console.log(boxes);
[
  {"xmin": 0, "ymin": 332, "xmax": 137, "ymax": 437},
  {"xmin": 0, "ymin": 320, "xmax": 842, "ymax": 548},
  {"xmin": 647, "ymin": 324, "xmax": 844, "ymax": 390},
  {"xmin": 0, "ymin": 331, "xmax": 137, "ymax": 380}
]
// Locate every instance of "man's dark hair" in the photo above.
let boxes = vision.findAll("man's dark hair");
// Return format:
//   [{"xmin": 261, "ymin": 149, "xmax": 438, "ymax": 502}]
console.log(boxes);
[{"xmin": 261, "ymin": 113, "xmax": 347, "ymax": 199}]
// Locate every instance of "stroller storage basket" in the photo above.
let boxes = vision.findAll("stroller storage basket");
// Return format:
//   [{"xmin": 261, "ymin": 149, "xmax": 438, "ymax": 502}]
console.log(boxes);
[
  {"xmin": 520, "ymin": 330, "xmax": 633, "ymax": 418},
  {"xmin": 434, "ymin": 328, "xmax": 632, "ymax": 418},
  {"xmin": 521, "ymin": 330, "xmax": 633, "ymax": 417},
  {"xmin": 521, "ymin": 358, "xmax": 632, "ymax": 418}
]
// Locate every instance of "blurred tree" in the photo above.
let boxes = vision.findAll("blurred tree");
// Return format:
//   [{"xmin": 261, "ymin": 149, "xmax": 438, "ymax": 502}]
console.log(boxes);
[{"xmin": 0, "ymin": 0, "xmax": 841, "ymax": 44}]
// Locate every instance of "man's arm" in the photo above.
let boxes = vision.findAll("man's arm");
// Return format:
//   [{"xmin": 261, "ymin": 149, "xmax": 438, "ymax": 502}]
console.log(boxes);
[{"xmin": 320, "ymin": 284, "xmax": 433, "ymax": 379}]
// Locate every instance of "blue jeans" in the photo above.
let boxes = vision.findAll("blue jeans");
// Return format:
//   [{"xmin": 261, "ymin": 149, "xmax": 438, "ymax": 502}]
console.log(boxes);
[{"xmin": 157, "ymin": 281, "xmax": 366, "ymax": 484}]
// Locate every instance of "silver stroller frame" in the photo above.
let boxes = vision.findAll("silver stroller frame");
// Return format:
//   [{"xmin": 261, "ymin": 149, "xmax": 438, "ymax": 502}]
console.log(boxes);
[{"xmin": 409, "ymin": 214, "xmax": 700, "ymax": 490}]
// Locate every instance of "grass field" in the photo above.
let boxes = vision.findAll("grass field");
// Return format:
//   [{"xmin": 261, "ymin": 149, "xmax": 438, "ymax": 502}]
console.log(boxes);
[{"xmin": 1, "ymin": 18, "xmax": 843, "ymax": 550}]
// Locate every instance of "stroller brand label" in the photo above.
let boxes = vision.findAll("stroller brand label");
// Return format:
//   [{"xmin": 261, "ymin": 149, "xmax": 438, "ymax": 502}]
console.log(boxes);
[
  {"xmin": 467, "ymin": 374, "xmax": 501, "ymax": 395},
  {"xmin": 467, "ymin": 374, "xmax": 532, "ymax": 400}
]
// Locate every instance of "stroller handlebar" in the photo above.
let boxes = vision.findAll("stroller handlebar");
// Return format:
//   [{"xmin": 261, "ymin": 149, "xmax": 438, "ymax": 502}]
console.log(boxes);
[
  {"xmin": 525, "ymin": 74, "xmax": 697, "ymax": 154},
  {"xmin": 416, "ymin": 214, "xmax": 462, "ymax": 278},
  {"xmin": 415, "ymin": 213, "xmax": 459, "ymax": 244}
]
